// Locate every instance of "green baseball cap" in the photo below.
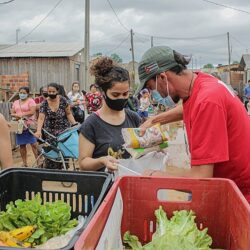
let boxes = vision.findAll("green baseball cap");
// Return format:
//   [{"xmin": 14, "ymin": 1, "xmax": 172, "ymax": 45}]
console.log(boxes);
[{"xmin": 137, "ymin": 46, "xmax": 179, "ymax": 93}]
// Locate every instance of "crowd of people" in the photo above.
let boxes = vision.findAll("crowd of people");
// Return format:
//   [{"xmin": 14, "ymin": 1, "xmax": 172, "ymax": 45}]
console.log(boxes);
[{"xmin": 0, "ymin": 49, "xmax": 250, "ymax": 203}]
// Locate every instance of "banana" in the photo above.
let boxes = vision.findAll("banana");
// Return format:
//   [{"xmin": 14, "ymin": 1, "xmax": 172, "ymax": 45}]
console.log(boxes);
[
  {"xmin": 10, "ymin": 225, "xmax": 37, "ymax": 241},
  {"xmin": 0, "ymin": 231, "xmax": 31, "ymax": 248}
]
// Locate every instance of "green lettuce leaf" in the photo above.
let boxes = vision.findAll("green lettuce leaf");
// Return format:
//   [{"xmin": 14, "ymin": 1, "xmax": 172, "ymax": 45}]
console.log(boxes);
[
  {"xmin": 123, "ymin": 231, "xmax": 143, "ymax": 249},
  {"xmin": 0, "ymin": 194, "xmax": 78, "ymax": 245},
  {"xmin": 123, "ymin": 206, "xmax": 213, "ymax": 250}
]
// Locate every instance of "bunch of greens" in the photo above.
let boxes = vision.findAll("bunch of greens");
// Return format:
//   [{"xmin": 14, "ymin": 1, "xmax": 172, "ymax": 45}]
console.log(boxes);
[
  {"xmin": 0, "ymin": 194, "xmax": 78, "ymax": 245},
  {"xmin": 124, "ymin": 206, "xmax": 213, "ymax": 250}
]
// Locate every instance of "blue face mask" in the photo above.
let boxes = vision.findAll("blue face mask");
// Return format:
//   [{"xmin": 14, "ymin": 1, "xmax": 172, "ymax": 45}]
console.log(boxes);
[
  {"xmin": 19, "ymin": 93, "xmax": 28, "ymax": 100},
  {"xmin": 151, "ymin": 76, "xmax": 176, "ymax": 108}
]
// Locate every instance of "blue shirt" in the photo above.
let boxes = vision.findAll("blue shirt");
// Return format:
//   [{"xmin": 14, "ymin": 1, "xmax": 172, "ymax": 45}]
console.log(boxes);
[{"xmin": 244, "ymin": 86, "xmax": 250, "ymax": 97}]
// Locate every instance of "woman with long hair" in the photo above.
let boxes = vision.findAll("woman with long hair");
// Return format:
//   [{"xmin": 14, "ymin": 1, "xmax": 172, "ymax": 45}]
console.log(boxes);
[
  {"xmin": 67, "ymin": 81, "xmax": 87, "ymax": 123},
  {"xmin": 35, "ymin": 83, "xmax": 77, "ymax": 169}
]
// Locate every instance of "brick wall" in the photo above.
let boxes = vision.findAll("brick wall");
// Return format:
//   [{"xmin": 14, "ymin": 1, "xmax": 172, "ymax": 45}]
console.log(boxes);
[{"xmin": 0, "ymin": 72, "xmax": 29, "ymax": 101}]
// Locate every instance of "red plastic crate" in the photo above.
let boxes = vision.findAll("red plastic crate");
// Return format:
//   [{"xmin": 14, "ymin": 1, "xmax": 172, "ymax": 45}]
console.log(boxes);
[{"xmin": 75, "ymin": 176, "xmax": 250, "ymax": 250}]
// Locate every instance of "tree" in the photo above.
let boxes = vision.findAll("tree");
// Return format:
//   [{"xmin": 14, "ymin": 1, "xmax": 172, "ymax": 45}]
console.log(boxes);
[
  {"xmin": 92, "ymin": 52, "xmax": 102, "ymax": 58},
  {"xmin": 233, "ymin": 60, "xmax": 239, "ymax": 64},
  {"xmin": 203, "ymin": 63, "xmax": 214, "ymax": 69},
  {"xmin": 110, "ymin": 53, "xmax": 123, "ymax": 63}
]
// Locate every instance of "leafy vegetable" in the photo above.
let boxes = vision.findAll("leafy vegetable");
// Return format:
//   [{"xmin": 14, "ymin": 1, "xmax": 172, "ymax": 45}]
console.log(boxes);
[
  {"xmin": 123, "ymin": 206, "xmax": 213, "ymax": 250},
  {"xmin": 0, "ymin": 194, "xmax": 78, "ymax": 245}
]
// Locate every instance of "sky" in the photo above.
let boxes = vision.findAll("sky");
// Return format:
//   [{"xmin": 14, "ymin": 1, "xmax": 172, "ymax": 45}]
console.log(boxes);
[{"xmin": 1, "ymin": 0, "xmax": 250, "ymax": 67}]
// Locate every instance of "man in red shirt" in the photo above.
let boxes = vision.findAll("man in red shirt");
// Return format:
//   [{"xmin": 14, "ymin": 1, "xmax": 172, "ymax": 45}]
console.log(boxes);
[{"xmin": 137, "ymin": 46, "xmax": 250, "ymax": 202}]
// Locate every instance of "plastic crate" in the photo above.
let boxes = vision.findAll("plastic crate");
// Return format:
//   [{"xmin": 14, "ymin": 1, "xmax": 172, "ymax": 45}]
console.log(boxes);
[
  {"xmin": 0, "ymin": 168, "xmax": 112, "ymax": 250},
  {"xmin": 75, "ymin": 176, "xmax": 250, "ymax": 250}
]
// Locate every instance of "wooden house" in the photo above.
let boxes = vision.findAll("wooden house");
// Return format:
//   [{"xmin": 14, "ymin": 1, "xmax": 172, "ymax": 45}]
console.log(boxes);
[{"xmin": 0, "ymin": 43, "xmax": 85, "ymax": 95}]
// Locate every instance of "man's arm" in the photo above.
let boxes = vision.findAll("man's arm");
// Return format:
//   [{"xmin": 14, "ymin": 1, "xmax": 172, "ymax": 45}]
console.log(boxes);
[
  {"xmin": 140, "ymin": 104, "xmax": 183, "ymax": 132},
  {"xmin": 147, "ymin": 164, "xmax": 214, "ymax": 178},
  {"xmin": 0, "ymin": 114, "xmax": 13, "ymax": 169}
]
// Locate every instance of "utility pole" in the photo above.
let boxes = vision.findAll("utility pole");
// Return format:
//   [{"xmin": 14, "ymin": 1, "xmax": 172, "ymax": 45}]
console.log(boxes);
[
  {"xmin": 84, "ymin": 0, "xmax": 90, "ymax": 91},
  {"xmin": 130, "ymin": 29, "xmax": 135, "ymax": 87},
  {"xmin": 151, "ymin": 36, "xmax": 154, "ymax": 48},
  {"xmin": 16, "ymin": 28, "xmax": 20, "ymax": 44},
  {"xmin": 227, "ymin": 32, "xmax": 232, "ymax": 85}
]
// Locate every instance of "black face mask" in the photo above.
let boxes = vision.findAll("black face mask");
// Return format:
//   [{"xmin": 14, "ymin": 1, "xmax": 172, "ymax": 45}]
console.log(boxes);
[
  {"xmin": 48, "ymin": 94, "xmax": 57, "ymax": 99},
  {"xmin": 43, "ymin": 92, "xmax": 48, "ymax": 98},
  {"xmin": 104, "ymin": 93, "xmax": 128, "ymax": 111}
]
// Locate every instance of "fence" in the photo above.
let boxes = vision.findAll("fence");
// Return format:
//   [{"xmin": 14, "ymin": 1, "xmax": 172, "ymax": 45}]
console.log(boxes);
[{"xmin": 0, "ymin": 102, "xmax": 16, "ymax": 149}]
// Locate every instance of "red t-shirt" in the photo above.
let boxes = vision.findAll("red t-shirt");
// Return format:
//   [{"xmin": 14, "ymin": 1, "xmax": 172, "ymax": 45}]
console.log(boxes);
[
  {"xmin": 85, "ymin": 92, "xmax": 102, "ymax": 113},
  {"xmin": 183, "ymin": 72, "xmax": 250, "ymax": 201}
]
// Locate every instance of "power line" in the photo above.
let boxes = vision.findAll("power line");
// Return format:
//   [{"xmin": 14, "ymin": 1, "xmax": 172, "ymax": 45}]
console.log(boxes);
[
  {"xmin": 0, "ymin": 0, "xmax": 14, "ymax": 4},
  {"xmin": 135, "ymin": 31, "xmax": 226, "ymax": 41},
  {"xmin": 106, "ymin": 0, "xmax": 129, "ymax": 31},
  {"xmin": 18, "ymin": 0, "xmax": 64, "ymax": 42},
  {"xmin": 133, "ymin": 33, "xmax": 149, "ymax": 44},
  {"xmin": 0, "ymin": 0, "xmax": 64, "ymax": 51},
  {"xmin": 201, "ymin": 0, "xmax": 250, "ymax": 15},
  {"xmin": 230, "ymin": 35, "xmax": 250, "ymax": 49},
  {"xmin": 104, "ymin": 33, "xmax": 130, "ymax": 55},
  {"xmin": 91, "ymin": 32, "xmax": 128, "ymax": 45}
]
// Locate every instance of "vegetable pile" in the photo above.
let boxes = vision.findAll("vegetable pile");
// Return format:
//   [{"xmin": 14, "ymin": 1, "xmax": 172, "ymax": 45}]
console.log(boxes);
[
  {"xmin": 0, "ymin": 194, "xmax": 78, "ymax": 247},
  {"xmin": 124, "ymin": 206, "xmax": 213, "ymax": 250}
]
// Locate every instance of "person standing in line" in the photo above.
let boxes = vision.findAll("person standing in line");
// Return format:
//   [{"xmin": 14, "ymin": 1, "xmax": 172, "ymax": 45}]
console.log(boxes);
[
  {"xmin": 67, "ymin": 81, "xmax": 87, "ymax": 123},
  {"xmin": 0, "ymin": 113, "xmax": 13, "ymax": 169},
  {"xmin": 125, "ymin": 89, "xmax": 140, "ymax": 112},
  {"xmin": 138, "ymin": 88, "xmax": 151, "ymax": 119},
  {"xmin": 243, "ymin": 80, "xmax": 250, "ymax": 112},
  {"xmin": 34, "ymin": 86, "xmax": 48, "ymax": 118},
  {"xmin": 35, "ymin": 83, "xmax": 77, "ymax": 169},
  {"xmin": 11, "ymin": 87, "xmax": 38, "ymax": 167},
  {"xmin": 137, "ymin": 45, "xmax": 250, "ymax": 203},
  {"xmin": 85, "ymin": 84, "xmax": 102, "ymax": 114}
]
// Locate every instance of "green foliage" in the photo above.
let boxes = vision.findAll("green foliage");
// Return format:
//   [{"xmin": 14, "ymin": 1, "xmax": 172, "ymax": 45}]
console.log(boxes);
[
  {"xmin": 110, "ymin": 53, "xmax": 123, "ymax": 63},
  {"xmin": 123, "ymin": 206, "xmax": 213, "ymax": 250},
  {"xmin": 0, "ymin": 194, "xmax": 78, "ymax": 245},
  {"xmin": 92, "ymin": 52, "xmax": 103, "ymax": 58},
  {"xmin": 203, "ymin": 63, "xmax": 214, "ymax": 69}
]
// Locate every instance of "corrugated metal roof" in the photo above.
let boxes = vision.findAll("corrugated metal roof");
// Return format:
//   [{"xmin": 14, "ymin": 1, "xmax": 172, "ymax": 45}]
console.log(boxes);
[{"xmin": 0, "ymin": 43, "xmax": 84, "ymax": 58}]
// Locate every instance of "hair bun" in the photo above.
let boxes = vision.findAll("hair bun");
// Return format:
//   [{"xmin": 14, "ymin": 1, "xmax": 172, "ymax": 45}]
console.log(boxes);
[{"xmin": 90, "ymin": 57, "xmax": 114, "ymax": 78}]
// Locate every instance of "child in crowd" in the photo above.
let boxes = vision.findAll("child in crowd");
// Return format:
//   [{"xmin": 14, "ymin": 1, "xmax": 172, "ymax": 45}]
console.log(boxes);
[{"xmin": 138, "ymin": 89, "xmax": 151, "ymax": 119}]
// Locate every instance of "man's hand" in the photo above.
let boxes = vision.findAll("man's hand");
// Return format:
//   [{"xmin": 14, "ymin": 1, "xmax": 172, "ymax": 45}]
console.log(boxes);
[{"xmin": 139, "ymin": 117, "xmax": 154, "ymax": 136}]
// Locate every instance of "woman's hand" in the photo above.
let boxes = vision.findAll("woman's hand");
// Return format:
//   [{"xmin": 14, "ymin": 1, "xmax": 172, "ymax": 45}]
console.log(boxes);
[
  {"xmin": 100, "ymin": 156, "xmax": 118, "ymax": 172},
  {"xmin": 34, "ymin": 131, "xmax": 42, "ymax": 138},
  {"xmin": 11, "ymin": 114, "xmax": 21, "ymax": 120}
]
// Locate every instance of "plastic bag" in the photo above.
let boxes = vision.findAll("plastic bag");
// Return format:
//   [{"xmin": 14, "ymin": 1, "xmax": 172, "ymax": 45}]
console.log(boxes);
[
  {"xmin": 117, "ymin": 151, "xmax": 169, "ymax": 177},
  {"xmin": 17, "ymin": 119, "xmax": 24, "ymax": 134},
  {"xmin": 35, "ymin": 216, "xmax": 85, "ymax": 249},
  {"xmin": 122, "ymin": 123, "xmax": 167, "ymax": 149}
]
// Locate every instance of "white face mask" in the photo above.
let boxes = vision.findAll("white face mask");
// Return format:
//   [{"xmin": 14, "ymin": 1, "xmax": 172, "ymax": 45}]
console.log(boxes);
[{"xmin": 151, "ymin": 76, "xmax": 176, "ymax": 108}]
